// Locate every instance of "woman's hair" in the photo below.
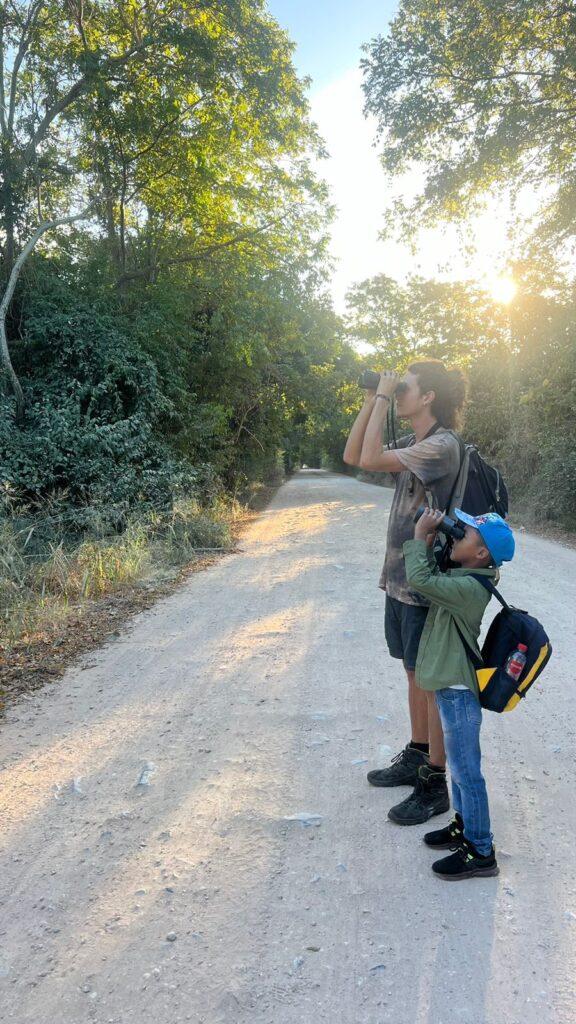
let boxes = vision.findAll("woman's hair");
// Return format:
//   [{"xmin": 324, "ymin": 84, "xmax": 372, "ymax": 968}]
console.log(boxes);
[{"xmin": 408, "ymin": 360, "xmax": 468, "ymax": 430}]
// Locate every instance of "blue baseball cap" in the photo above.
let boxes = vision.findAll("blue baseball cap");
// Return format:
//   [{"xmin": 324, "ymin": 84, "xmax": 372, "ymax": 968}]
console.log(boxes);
[{"xmin": 454, "ymin": 509, "xmax": 515, "ymax": 566}]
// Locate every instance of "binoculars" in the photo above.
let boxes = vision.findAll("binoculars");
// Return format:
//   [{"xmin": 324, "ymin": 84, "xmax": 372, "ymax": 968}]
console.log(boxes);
[
  {"xmin": 358, "ymin": 369, "xmax": 382, "ymax": 390},
  {"xmin": 413, "ymin": 506, "xmax": 466, "ymax": 541},
  {"xmin": 358, "ymin": 370, "xmax": 408, "ymax": 396}
]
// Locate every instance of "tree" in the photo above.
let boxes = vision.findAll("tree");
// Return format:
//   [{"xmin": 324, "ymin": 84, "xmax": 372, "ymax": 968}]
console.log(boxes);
[
  {"xmin": 1, "ymin": 1, "xmax": 330, "ymax": 414},
  {"xmin": 345, "ymin": 274, "xmax": 505, "ymax": 367},
  {"xmin": 361, "ymin": 1, "xmax": 576, "ymax": 252}
]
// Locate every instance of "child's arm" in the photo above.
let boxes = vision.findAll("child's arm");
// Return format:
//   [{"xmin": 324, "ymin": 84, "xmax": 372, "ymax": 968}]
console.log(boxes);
[{"xmin": 403, "ymin": 539, "xmax": 480, "ymax": 614}]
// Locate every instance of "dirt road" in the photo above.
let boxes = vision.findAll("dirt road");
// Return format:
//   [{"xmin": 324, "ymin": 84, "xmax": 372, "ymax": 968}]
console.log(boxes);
[{"xmin": 1, "ymin": 471, "xmax": 575, "ymax": 1024}]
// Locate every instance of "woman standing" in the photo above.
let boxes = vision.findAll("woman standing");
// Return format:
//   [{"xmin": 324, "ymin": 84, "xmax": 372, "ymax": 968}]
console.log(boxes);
[{"xmin": 343, "ymin": 360, "xmax": 467, "ymax": 825}]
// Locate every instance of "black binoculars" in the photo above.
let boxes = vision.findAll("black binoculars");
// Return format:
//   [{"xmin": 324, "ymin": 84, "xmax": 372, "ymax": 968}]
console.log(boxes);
[
  {"xmin": 413, "ymin": 506, "xmax": 465, "ymax": 541},
  {"xmin": 358, "ymin": 370, "xmax": 408, "ymax": 396},
  {"xmin": 358, "ymin": 369, "xmax": 382, "ymax": 389}
]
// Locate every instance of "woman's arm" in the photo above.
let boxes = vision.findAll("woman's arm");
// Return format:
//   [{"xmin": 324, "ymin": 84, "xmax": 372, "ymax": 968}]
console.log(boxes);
[
  {"xmin": 343, "ymin": 392, "xmax": 377, "ymax": 466},
  {"xmin": 358, "ymin": 391, "xmax": 406, "ymax": 472}
]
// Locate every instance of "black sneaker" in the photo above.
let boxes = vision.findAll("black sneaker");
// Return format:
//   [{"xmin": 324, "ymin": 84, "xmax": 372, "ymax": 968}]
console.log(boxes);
[
  {"xmin": 424, "ymin": 813, "xmax": 464, "ymax": 849},
  {"xmin": 432, "ymin": 838, "xmax": 499, "ymax": 881},
  {"xmin": 367, "ymin": 745, "xmax": 429, "ymax": 788},
  {"xmin": 387, "ymin": 764, "xmax": 449, "ymax": 825}
]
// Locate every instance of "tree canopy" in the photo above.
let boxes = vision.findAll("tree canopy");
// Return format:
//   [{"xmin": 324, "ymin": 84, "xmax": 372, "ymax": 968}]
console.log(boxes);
[
  {"xmin": 1, "ymin": 0, "xmax": 332, "ymax": 284},
  {"xmin": 1, "ymin": 1, "xmax": 361, "ymax": 521},
  {"xmin": 345, "ymin": 274, "xmax": 506, "ymax": 366},
  {"xmin": 361, "ymin": 0, "xmax": 576, "ymax": 253}
]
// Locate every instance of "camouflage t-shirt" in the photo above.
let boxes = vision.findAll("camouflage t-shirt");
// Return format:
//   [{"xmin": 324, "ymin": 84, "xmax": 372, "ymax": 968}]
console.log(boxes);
[{"xmin": 379, "ymin": 429, "xmax": 462, "ymax": 606}]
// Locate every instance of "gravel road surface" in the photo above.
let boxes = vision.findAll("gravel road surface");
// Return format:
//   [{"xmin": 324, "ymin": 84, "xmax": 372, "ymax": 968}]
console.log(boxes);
[{"xmin": 1, "ymin": 470, "xmax": 575, "ymax": 1024}]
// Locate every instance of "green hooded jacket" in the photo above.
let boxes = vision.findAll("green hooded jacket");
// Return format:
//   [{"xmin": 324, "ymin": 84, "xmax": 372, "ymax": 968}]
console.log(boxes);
[{"xmin": 402, "ymin": 539, "xmax": 498, "ymax": 695}]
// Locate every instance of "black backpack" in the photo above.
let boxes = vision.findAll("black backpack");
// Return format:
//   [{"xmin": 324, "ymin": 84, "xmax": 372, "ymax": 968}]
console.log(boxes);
[
  {"xmin": 446, "ymin": 434, "xmax": 508, "ymax": 519},
  {"xmin": 454, "ymin": 576, "xmax": 552, "ymax": 713},
  {"xmin": 432, "ymin": 433, "xmax": 508, "ymax": 570}
]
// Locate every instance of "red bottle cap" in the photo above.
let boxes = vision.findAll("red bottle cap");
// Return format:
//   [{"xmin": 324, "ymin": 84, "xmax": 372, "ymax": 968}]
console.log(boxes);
[{"xmin": 518, "ymin": 643, "xmax": 528, "ymax": 653}]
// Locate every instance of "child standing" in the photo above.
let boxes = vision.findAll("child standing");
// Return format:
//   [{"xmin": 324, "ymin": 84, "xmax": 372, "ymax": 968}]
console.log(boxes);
[{"xmin": 402, "ymin": 507, "xmax": 515, "ymax": 880}]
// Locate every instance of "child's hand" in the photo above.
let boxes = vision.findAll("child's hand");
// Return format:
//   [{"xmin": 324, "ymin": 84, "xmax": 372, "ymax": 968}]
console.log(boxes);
[{"xmin": 414, "ymin": 508, "xmax": 446, "ymax": 544}]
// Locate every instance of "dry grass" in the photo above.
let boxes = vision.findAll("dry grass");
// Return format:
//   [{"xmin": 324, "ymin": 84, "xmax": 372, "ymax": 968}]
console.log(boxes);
[{"xmin": 0, "ymin": 498, "xmax": 235, "ymax": 652}]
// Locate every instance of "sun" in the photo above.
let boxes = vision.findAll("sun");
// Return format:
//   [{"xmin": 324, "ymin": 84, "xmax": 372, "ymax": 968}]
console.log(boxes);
[{"xmin": 488, "ymin": 275, "xmax": 517, "ymax": 305}]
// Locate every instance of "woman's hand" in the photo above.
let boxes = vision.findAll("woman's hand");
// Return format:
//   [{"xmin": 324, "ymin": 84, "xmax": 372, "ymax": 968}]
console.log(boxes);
[
  {"xmin": 377, "ymin": 370, "xmax": 400, "ymax": 399},
  {"xmin": 414, "ymin": 508, "xmax": 445, "ymax": 545}
]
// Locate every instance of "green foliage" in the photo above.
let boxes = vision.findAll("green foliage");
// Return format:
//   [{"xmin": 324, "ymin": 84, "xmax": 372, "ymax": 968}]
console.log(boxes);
[
  {"xmin": 356, "ymin": 3, "xmax": 576, "ymax": 529},
  {"xmin": 0, "ymin": 242, "xmax": 357, "ymax": 525},
  {"xmin": 524, "ymin": 431, "xmax": 576, "ymax": 530},
  {"xmin": 1, "ymin": 2, "xmax": 354, "ymax": 538},
  {"xmin": 0, "ymin": 0, "xmax": 329, "ymax": 287},
  {"xmin": 361, "ymin": 0, "xmax": 576, "ymax": 253},
  {"xmin": 345, "ymin": 275, "xmax": 506, "ymax": 367},
  {"xmin": 0, "ymin": 268, "xmax": 200, "ymax": 522},
  {"xmin": 345, "ymin": 269, "xmax": 576, "ymax": 529},
  {"xmin": 462, "ymin": 285, "xmax": 576, "ymax": 527}
]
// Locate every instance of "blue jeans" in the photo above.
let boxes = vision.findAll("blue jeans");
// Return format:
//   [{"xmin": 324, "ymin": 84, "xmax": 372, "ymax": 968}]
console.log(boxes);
[{"xmin": 435, "ymin": 688, "xmax": 493, "ymax": 856}]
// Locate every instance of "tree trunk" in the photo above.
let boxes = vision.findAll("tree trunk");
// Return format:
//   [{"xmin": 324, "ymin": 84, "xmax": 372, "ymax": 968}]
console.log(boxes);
[{"xmin": 0, "ymin": 207, "xmax": 93, "ymax": 424}]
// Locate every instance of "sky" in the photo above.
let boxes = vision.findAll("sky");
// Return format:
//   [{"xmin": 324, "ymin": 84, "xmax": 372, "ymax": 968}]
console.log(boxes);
[
  {"xmin": 266, "ymin": 0, "xmax": 395, "ymax": 91},
  {"xmin": 267, "ymin": 1, "xmax": 523, "ymax": 313}
]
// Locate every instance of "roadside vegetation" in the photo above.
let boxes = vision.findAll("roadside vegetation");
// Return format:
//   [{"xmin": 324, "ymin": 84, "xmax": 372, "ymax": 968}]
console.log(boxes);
[{"xmin": 1, "ymin": 0, "xmax": 575, "ymax": 683}]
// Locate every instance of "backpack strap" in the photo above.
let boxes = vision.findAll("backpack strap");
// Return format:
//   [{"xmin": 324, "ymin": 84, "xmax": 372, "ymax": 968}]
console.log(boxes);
[
  {"xmin": 453, "ymin": 619, "xmax": 484, "ymax": 670},
  {"xmin": 469, "ymin": 573, "xmax": 511, "ymax": 611},
  {"xmin": 452, "ymin": 574, "xmax": 510, "ymax": 672},
  {"xmin": 443, "ymin": 431, "xmax": 466, "ymax": 514}
]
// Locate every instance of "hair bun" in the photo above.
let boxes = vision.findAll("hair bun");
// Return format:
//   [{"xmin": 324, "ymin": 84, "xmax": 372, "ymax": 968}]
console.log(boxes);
[{"xmin": 447, "ymin": 367, "xmax": 468, "ymax": 407}]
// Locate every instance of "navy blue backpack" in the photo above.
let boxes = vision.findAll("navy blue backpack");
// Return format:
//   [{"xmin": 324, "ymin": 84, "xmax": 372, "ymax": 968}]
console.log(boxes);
[{"xmin": 455, "ymin": 576, "xmax": 552, "ymax": 713}]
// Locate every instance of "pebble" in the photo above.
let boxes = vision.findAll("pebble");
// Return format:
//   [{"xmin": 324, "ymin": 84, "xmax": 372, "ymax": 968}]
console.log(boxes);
[
  {"xmin": 283, "ymin": 813, "xmax": 323, "ymax": 827},
  {"xmin": 166, "ymin": 932, "xmax": 178, "ymax": 942},
  {"xmin": 136, "ymin": 762, "xmax": 156, "ymax": 787}
]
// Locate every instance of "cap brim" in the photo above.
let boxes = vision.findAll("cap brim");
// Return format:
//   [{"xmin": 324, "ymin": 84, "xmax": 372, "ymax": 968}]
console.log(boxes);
[{"xmin": 453, "ymin": 508, "xmax": 478, "ymax": 528}]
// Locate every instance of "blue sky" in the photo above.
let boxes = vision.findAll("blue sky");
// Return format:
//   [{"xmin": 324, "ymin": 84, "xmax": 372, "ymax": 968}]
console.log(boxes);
[
  {"xmin": 267, "ymin": 1, "xmax": 397, "ymax": 91},
  {"xmin": 266, "ymin": 1, "xmax": 520, "ymax": 313}
]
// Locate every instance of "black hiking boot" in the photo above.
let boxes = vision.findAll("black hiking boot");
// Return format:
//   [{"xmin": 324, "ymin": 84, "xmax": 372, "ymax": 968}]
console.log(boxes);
[
  {"xmin": 432, "ymin": 838, "xmax": 499, "ymax": 881},
  {"xmin": 367, "ymin": 744, "xmax": 429, "ymax": 788},
  {"xmin": 387, "ymin": 764, "xmax": 450, "ymax": 825},
  {"xmin": 424, "ymin": 813, "xmax": 464, "ymax": 849}
]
